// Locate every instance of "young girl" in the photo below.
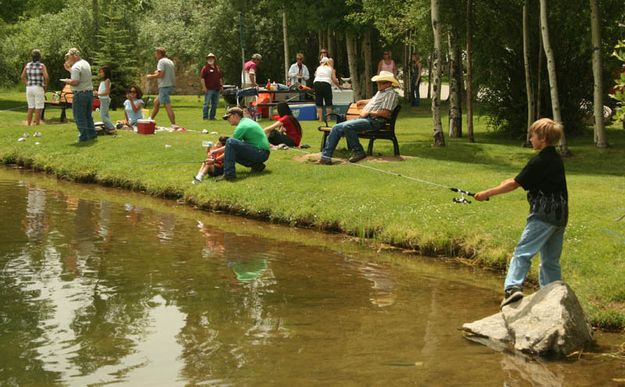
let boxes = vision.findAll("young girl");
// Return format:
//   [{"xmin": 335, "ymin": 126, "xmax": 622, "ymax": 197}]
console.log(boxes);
[
  {"xmin": 192, "ymin": 136, "xmax": 229, "ymax": 184},
  {"xmin": 122, "ymin": 85, "xmax": 145, "ymax": 129},
  {"xmin": 263, "ymin": 102, "xmax": 302, "ymax": 148},
  {"xmin": 96, "ymin": 65, "xmax": 115, "ymax": 133}
]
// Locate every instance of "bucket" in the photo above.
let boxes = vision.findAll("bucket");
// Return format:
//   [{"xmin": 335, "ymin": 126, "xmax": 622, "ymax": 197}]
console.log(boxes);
[{"xmin": 137, "ymin": 119, "xmax": 156, "ymax": 134}]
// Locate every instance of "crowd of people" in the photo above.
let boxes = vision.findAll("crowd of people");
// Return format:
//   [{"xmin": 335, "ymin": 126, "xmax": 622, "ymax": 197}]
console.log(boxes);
[{"xmin": 17, "ymin": 45, "xmax": 570, "ymax": 309}]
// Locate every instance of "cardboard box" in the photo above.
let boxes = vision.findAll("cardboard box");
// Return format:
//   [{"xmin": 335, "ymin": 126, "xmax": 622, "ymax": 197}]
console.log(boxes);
[{"xmin": 137, "ymin": 119, "xmax": 156, "ymax": 134}]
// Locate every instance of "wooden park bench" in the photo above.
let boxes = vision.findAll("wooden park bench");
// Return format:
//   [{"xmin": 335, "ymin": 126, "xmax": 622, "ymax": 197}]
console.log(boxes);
[
  {"xmin": 317, "ymin": 103, "xmax": 401, "ymax": 156},
  {"xmin": 43, "ymin": 84, "xmax": 73, "ymax": 122}
]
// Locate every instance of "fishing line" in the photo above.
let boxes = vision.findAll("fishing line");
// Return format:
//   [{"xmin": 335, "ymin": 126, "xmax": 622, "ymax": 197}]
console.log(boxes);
[{"xmin": 287, "ymin": 146, "xmax": 483, "ymax": 204}]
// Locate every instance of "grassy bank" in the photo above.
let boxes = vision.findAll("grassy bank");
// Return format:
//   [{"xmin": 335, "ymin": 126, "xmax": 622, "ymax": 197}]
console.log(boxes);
[{"xmin": 1, "ymin": 90, "xmax": 624, "ymax": 329}]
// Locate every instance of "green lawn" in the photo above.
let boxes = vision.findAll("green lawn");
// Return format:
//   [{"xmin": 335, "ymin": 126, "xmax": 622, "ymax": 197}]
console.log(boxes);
[{"xmin": 1, "ymin": 89, "xmax": 624, "ymax": 329}]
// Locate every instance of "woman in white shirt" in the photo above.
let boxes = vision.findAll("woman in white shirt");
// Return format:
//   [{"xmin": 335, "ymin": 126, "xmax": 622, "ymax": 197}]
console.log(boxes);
[{"xmin": 313, "ymin": 57, "xmax": 341, "ymax": 122}]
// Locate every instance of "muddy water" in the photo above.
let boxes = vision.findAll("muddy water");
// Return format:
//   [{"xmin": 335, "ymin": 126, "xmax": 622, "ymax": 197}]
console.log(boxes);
[{"xmin": 0, "ymin": 167, "xmax": 623, "ymax": 386}]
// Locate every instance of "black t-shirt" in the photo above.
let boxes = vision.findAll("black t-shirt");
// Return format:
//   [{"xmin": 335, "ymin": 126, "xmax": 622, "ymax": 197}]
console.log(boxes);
[{"xmin": 514, "ymin": 146, "xmax": 568, "ymax": 226}]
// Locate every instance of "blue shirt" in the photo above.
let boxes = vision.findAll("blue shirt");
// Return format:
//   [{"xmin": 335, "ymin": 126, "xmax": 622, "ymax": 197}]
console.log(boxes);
[{"xmin": 124, "ymin": 99, "xmax": 144, "ymax": 125}]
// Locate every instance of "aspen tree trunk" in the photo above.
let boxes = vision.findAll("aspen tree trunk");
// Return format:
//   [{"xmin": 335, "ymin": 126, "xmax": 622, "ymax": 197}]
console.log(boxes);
[
  {"xmin": 346, "ymin": 32, "xmax": 362, "ymax": 100},
  {"xmin": 590, "ymin": 0, "xmax": 608, "ymax": 147},
  {"xmin": 540, "ymin": 0, "xmax": 569, "ymax": 155},
  {"xmin": 466, "ymin": 0, "xmax": 474, "ymax": 142},
  {"xmin": 431, "ymin": 0, "xmax": 445, "ymax": 147},
  {"xmin": 327, "ymin": 28, "xmax": 335, "ymax": 59},
  {"xmin": 523, "ymin": 1, "xmax": 535, "ymax": 145},
  {"xmin": 536, "ymin": 28, "xmax": 543, "ymax": 120},
  {"xmin": 282, "ymin": 10, "xmax": 289, "ymax": 83},
  {"xmin": 363, "ymin": 31, "xmax": 373, "ymax": 98},
  {"xmin": 448, "ymin": 30, "xmax": 460, "ymax": 138}
]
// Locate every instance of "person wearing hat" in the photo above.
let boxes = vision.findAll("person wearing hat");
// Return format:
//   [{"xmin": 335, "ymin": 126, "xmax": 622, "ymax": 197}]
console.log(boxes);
[
  {"xmin": 62, "ymin": 48, "xmax": 97, "ymax": 142},
  {"xmin": 200, "ymin": 53, "xmax": 223, "ymax": 120},
  {"xmin": 146, "ymin": 47, "xmax": 177, "ymax": 127},
  {"xmin": 241, "ymin": 53, "xmax": 262, "ymax": 89},
  {"xmin": 319, "ymin": 71, "xmax": 399, "ymax": 164},
  {"xmin": 220, "ymin": 107, "xmax": 270, "ymax": 180},
  {"xmin": 20, "ymin": 49, "xmax": 49, "ymax": 126}
]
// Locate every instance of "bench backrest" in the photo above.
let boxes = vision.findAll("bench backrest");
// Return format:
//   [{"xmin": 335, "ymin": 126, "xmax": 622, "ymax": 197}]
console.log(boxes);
[{"xmin": 345, "ymin": 103, "xmax": 401, "ymax": 131}]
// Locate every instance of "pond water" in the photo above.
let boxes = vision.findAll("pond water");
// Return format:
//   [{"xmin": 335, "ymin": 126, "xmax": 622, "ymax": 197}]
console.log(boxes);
[{"xmin": 0, "ymin": 167, "xmax": 623, "ymax": 386}]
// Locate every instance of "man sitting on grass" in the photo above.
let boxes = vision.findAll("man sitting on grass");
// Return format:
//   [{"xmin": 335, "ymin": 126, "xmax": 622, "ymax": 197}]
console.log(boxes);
[
  {"xmin": 220, "ymin": 107, "xmax": 270, "ymax": 180},
  {"xmin": 475, "ymin": 118, "xmax": 568, "ymax": 308},
  {"xmin": 319, "ymin": 71, "xmax": 399, "ymax": 164}
]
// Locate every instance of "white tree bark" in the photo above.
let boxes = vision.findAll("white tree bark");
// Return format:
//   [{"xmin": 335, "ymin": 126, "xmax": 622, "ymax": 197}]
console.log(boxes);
[
  {"xmin": 431, "ymin": 0, "xmax": 445, "ymax": 146},
  {"xmin": 448, "ymin": 30, "xmax": 460, "ymax": 138},
  {"xmin": 540, "ymin": 0, "xmax": 569, "ymax": 155},
  {"xmin": 466, "ymin": 0, "xmax": 474, "ymax": 142},
  {"xmin": 282, "ymin": 10, "xmax": 289, "ymax": 83},
  {"xmin": 346, "ymin": 32, "xmax": 362, "ymax": 101},
  {"xmin": 590, "ymin": 0, "xmax": 608, "ymax": 147},
  {"xmin": 363, "ymin": 31, "xmax": 373, "ymax": 98},
  {"xmin": 523, "ymin": 1, "xmax": 536, "ymax": 145}
]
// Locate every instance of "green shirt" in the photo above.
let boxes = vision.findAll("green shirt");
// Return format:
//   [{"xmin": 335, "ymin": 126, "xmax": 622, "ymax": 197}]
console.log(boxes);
[{"xmin": 233, "ymin": 118, "xmax": 270, "ymax": 151}]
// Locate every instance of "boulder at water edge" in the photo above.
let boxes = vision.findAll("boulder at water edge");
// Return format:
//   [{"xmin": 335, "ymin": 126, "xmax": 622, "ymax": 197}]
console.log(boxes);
[{"xmin": 462, "ymin": 281, "xmax": 593, "ymax": 357}]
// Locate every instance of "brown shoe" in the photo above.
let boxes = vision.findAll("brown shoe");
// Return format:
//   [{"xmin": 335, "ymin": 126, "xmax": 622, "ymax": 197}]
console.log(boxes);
[
  {"xmin": 318, "ymin": 158, "xmax": 333, "ymax": 165},
  {"xmin": 348, "ymin": 152, "xmax": 367, "ymax": 163}
]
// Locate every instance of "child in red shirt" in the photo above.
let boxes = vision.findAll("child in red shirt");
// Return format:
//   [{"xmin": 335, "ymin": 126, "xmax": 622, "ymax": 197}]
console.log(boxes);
[{"xmin": 192, "ymin": 136, "xmax": 228, "ymax": 184}]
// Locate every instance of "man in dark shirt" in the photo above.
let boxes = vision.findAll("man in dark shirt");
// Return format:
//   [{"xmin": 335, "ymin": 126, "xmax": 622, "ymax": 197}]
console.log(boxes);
[
  {"xmin": 200, "ymin": 53, "xmax": 223, "ymax": 120},
  {"xmin": 475, "ymin": 118, "xmax": 568, "ymax": 307}
]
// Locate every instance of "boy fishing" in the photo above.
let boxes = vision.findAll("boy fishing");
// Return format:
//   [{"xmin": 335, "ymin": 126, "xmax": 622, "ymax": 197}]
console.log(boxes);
[
  {"xmin": 192, "ymin": 136, "xmax": 228, "ymax": 184},
  {"xmin": 474, "ymin": 118, "xmax": 568, "ymax": 308}
]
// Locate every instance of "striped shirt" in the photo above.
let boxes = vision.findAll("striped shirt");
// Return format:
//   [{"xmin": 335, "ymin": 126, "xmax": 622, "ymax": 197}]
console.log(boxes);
[
  {"xmin": 25, "ymin": 62, "xmax": 45, "ymax": 87},
  {"xmin": 362, "ymin": 87, "xmax": 399, "ymax": 115}
]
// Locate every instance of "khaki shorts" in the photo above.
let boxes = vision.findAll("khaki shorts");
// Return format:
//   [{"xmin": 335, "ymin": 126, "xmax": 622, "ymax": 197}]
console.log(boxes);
[{"xmin": 26, "ymin": 85, "xmax": 45, "ymax": 109}]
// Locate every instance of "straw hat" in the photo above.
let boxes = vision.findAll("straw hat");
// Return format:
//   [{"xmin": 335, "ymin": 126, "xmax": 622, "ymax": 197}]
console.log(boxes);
[{"xmin": 371, "ymin": 71, "xmax": 399, "ymax": 87}]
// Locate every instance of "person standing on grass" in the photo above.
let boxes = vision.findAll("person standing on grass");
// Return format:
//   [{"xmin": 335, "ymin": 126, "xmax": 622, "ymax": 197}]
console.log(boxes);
[
  {"xmin": 319, "ymin": 71, "xmax": 399, "ymax": 165},
  {"xmin": 95, "ymin": 65, "xmax": 115, "ymax": 134},
  {"xmin": 474, "ymin": 118, "xmax": 568, "ymax": 308},
  {"xmin": 62, "ymin": 48, "xmax": 97, "ymax": 142},
  {"xmin": 200, "ymin": 53, "xmax": 223, "ymax": 120},
  {"xmin": 146, "ymin": 47, "xmax": 177, "ymax": 127},
  {"xmin": 21, "ymin": 49, "xmax": 49, "ymax": 126},
  {"xmin": 220, "ymin": 107, "xmax": 270, "ymax": 181}
]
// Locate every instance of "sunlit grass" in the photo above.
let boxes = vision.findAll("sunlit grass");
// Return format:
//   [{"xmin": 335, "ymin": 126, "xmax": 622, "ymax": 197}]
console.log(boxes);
[{"xmin": 1, "ymin": 90, "xmax": 624, "ymax": 328}]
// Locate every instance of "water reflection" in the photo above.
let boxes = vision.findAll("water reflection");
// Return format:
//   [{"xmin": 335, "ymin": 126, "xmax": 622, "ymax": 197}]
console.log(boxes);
[{"xmin": 0, "ymin": 170, "xmax": 623, "ymax": 386}]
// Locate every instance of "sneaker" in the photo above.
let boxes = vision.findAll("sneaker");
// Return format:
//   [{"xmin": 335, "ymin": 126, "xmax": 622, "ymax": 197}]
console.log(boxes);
[
  {"xmin": 348, "ymin": 152, "xmax": 367, "ymax": 163},
  {"xmin": 318, "ymin": 158, "xmax": 333, "ymax": 165},
  {"xmin": 501, "ymin": 286, "xmax": 524, "ymax": 308},
  {"xmin": 250, "ymin": 163, "xmax": 266, "ymax": 173},
  {"xmin": 192, "ymin": 176, "xmax": 202, "ymax": 185}
]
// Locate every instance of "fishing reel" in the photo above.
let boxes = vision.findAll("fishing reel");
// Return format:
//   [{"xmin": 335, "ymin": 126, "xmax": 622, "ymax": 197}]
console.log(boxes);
[{"xmin": 450, "ymin": 187, "xmax": 485, "ymax": 205}]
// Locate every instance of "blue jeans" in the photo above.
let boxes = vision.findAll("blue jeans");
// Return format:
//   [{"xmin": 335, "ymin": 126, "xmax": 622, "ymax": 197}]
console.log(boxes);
[
  {"xmin": 72, "ymin": 91, "xmax": 96, "ymax": 141},
  {"xmin": 98, "ymin": 96, "xmax": 115, "ymax": 129},
  {"xmin": 321, "ymin": 117, "xmax": 381, "ymax": 160},
  {"xmin": 203, "ymin": 90, "xmax": 220, "ymax": 119},
  {"xmin": 223, "ymin": 138, "xmax": 270, "ymax": 178},
  {"xmin": 504, "ymin": 216, "xmax": 565, "ymax": 290}
]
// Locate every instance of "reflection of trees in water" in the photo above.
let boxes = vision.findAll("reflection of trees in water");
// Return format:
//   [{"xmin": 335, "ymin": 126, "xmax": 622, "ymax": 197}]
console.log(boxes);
[
  {"xmin": 342, "ymin": 257, "xmax": 397, "ymax": 308},
  {"xmin": 0, "ymin": 183, "xmax": 62, "ymax": 384}
]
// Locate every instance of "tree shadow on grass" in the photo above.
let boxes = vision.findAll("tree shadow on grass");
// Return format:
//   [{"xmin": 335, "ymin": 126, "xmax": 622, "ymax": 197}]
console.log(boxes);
[
  {"xmin": 0, "ymin": 100, "xmax": 27, "ymax": 112},
  {"xmin": 396, "ymin": 127, "xmax": 625, "ymax": 178}
]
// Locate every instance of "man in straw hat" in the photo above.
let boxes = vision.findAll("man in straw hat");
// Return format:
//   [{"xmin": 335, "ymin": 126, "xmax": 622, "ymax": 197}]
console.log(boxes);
[
  {"xmin": 319, "ymin": 71, "xmax": 399, "ymax": 164},
  {"xmin": 62, "ymin": 48, "xmax": 97, "ymax": 142},
  {"xmin": 200, "ymin": 52, "xmax": 223, "ymax": 120}
]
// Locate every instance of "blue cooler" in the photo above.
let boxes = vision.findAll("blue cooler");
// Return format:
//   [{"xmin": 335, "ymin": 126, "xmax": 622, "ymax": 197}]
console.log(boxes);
[{"xmin": 290, "ymin": 103, "xmax": 317, "ymax": 120}]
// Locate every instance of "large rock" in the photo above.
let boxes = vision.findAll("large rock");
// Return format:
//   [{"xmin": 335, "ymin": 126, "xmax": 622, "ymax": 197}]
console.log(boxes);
[{"xmin": 463, "ymin": 281, "xmax": 593, "ymax": 357}]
